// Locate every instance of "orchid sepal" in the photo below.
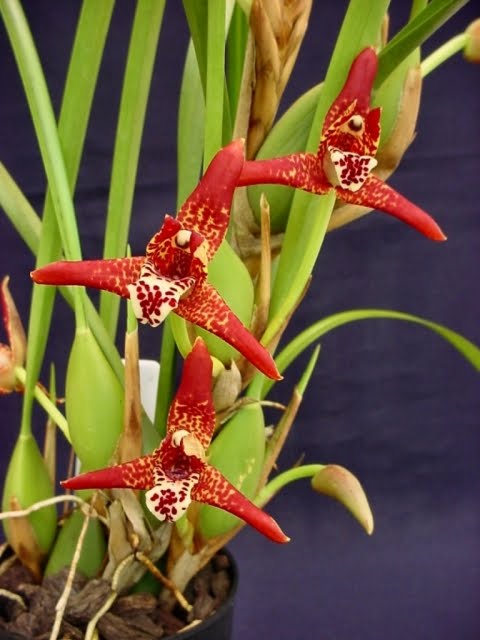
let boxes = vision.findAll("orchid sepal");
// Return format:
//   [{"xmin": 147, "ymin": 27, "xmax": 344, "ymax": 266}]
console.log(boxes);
[
  {"xmin": 336, "ymin": 175, "xmax": 446, "ymax": 241},
  {"xmin": 175, "ymin": 282, "xmax": 281, "ymax": 381},
  {"xmin": 192, "ymin": 464, "xmax": 289, "ymax": 544},
  {"xmin": 31, "ymin": 257, "xmax": 144, "ymax": 298}
]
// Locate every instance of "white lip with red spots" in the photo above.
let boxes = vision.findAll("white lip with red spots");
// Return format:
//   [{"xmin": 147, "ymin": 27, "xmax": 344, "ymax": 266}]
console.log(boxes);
[
  {"xmin": 145, "ymin": 467, "xmax": 201, "ymax": 521},
  {"xmin": 127, "ymin": 262, "xmax": 195, "ymax": 327},
  {"xmin": 326, "ymin": 146, "xmax": 377, "ymax": 192}
]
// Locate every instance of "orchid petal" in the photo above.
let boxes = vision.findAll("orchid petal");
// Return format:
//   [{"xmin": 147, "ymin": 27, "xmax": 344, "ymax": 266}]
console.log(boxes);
[
  {"xmin": 166, "ymin": 338, "xmax": 215, "ymax": 449},
  {"xmin": 145, "ymin": 215, "xmax": 208, "ymax": 280},
  {"xmin": 177, "ymin": 282, "xmax": 281, "ymax": 380},
  {"xmin": 177, "ymin": 139, "xmax": 245, "ymax": 260},
  {"xmin": 192, "ymin": 464, "xmax": 289, "ymax": 544},
  {"xmin": 336, "ymin": 174, "xmax": 446, "ymax": 241},
  {"xmin": 31, "ymin": 257, "xmax": 145, "ymax": 297}
]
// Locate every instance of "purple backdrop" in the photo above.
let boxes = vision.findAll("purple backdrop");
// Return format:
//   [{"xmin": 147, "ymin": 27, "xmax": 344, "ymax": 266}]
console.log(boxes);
[{"xmin": 0, "ymin": 3, "xmax": 479, "ymax": 639}]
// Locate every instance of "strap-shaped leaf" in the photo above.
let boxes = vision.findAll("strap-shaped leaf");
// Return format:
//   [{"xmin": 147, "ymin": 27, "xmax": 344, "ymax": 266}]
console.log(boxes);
[
  {"xmin": 376, "ymin": 0, "xmax": 470, "ymax": 87},
  {"xmin": 100, "ymin": 0, "xmax": 166, "ymax": 339},
  {"xmin": 260, "ymin": 309, "xmax": 480, "ymax": 399}
]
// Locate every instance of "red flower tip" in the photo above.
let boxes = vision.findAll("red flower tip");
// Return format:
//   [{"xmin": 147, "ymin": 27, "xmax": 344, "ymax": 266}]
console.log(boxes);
[
  {"xmin": 31, "ymin": 257, "xmax": 144, "ymax": 298},
  {"xmin": 175, "ymin": 338, "xmax": 213, "ymax": 406}
]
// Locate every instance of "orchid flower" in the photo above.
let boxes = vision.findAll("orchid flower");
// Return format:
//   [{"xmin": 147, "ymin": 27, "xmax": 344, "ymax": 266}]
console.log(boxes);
[
  {"xmin": 61, "ymin": 338, "xmax": 289, "ymax": 544},
  {"xmin": 31, "ymin": 140, "xmax": 280, "ymax": 380},
  {"xmin": 238, "ymin": 47, "xmax": 446, "ymax": 241},
  {"xmin": 0, "ymin": 276, "xmax": 26, "ymax": 394}
]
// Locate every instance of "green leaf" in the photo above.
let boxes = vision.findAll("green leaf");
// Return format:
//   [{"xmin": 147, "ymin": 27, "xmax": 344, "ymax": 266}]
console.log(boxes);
[
  {"xmin": 177, "ymin": 41, "xmax": 205, "ymax": 207},
  {"xmin": 6, "ymin": 0, "xmax": 115, "ymax": 433},
  {"xmin": 0, "ymin": 0, "xmax": 85, "ymax": 264},
  {"xmin": 225, "ymin": 1, "xmax": 248, "ymax": 122},
  {"xmin": 375, "ymin": 0, "xmax": 470, "ymax": 88},
  {"xmin": 182, "ymin": 0, "xmax": 209, "ymax": 89},
  {"xmin": 100, "ymin": 0, "xmax": 166, "ymax": 340},
  {"xmin": 0, "ymin": 163, "xmax": 41, "ymax": 254},
  {"xmin": 297, "ymin": 344, "xmax": 321, "ymax": 396},
  {"xmin": 203, "ymin": 0, "xmax": 226, "ymax": 166},
  {"xmin": 261, "ymin": 308, "xmax": 480, "ymax": 399}
]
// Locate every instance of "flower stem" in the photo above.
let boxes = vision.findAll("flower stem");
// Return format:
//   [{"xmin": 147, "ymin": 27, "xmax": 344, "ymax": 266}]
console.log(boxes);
[
  {"xmin": 255, "ymin": 464, "xmax": 324, "ymax": 508},
  {"xmin": 14, "ymin": 367, "xmax": 70, "ymax": 442},
  {"xmin": 155, "ymin": 320, "xmax": 177, "ymax": 437},
  {"xmin": 421, "ymin": 33, "xmax": 468, "ymax": 77}
]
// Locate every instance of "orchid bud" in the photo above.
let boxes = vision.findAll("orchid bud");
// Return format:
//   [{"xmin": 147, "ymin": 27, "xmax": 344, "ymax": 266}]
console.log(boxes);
[
  {"xmin": 464, "ymin": 19, "xmax": 480, "ymax": 64},
  {"xmin": 212, "ymin": 359, "xmax": 242, "ymax": 412},
  {"xmin": 311, "ymin": 464, "xmax": 374, "ymax": 535}
]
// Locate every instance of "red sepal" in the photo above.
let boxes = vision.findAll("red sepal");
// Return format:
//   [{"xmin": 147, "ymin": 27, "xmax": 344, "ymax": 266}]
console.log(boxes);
[
  {"xmin": 193, "ymin": 464, "xmax": 290, "ymax": 544},
  {"xmin": 166, "ymin": 338, "xmax": 216, "ymax": 449},
  {"xmin": 177, "ymin": 139, "xmax": 245, "ymax": 260},
  {"xmin": 31, "ymin": 257, "xmax": 144, "ymax": 297},
  {"xmin": 61, "ymin": 454, "xmax": 156, "ymax": 491},
  {"xmin": 336, "ymin": 175, "xmax": 447, "ymax": 241},
  {"xmin": 177, "ymin": 282, "xmax": 281, "ymax": 380}
]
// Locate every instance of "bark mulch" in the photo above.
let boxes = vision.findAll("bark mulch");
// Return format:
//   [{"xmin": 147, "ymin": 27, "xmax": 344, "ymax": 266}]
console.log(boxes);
[{"xmin": 0, "ymin": 552, "xmax": 233, "ymax": 639}]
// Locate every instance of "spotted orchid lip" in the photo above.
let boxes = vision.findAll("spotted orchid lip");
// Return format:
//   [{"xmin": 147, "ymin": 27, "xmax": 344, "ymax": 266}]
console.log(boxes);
[
  {"xmin": 61, "ymin": 338, "xmax": 288, "ymax": 543},
  {"xmin": 237, "ymin": 47, "xmax": 446, "ymax": 242}
]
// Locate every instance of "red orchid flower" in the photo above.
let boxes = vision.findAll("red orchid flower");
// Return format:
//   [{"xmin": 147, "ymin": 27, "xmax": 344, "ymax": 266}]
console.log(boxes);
[
  {"xmin": 31, "ymin": 140, "xmax": 280, "ymax": 380},
  {"xmin": 0, "ymin": 276, "xmax": 27, "ymax": 394},
  {"xmin": 238, "ymin": 47, "xmax": 446, "ymax": 241},
  {"xmin": 62, "ymin": 338, "xmax": 289, "ymax": 544}
]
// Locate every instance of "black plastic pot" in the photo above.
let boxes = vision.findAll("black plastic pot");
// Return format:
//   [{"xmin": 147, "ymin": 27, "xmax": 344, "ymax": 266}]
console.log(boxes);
[{"xmin": 164, "ymin": 548, "xmax": 238, "ymax": 640}]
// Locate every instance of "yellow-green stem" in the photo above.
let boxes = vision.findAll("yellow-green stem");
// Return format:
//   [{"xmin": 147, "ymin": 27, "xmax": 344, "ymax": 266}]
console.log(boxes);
[
  {"xmin": 255, "ymin": 464, "xmax": 324, "ymax": 507},
  {"xmin": 421, "ymin": 33, "xmax": 468, "ymax": 76},
  {"xmin": 15, "ymin": 367, "xmax": 70, "ymax": 442}
]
